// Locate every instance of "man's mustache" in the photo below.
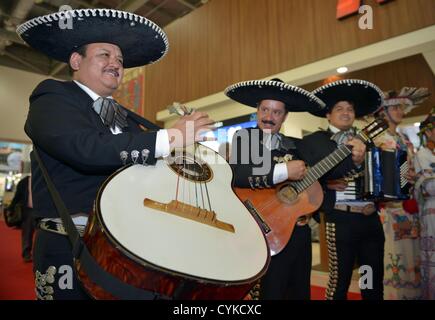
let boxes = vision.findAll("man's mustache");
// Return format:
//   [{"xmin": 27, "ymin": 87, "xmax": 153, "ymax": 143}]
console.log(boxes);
[{"xmin": 261, "ymin": 120, "xmax": 276, "ymax": 126}]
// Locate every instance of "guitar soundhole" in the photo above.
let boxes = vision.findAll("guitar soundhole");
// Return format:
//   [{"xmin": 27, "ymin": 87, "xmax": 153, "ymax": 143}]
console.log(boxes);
[
  {"xmin": 276, "ymin": 184, "xmax": 298, "ymax": 204},
  {"xmin": 167, "ymin": 151, "xmax": 213, "ymax": 182}
]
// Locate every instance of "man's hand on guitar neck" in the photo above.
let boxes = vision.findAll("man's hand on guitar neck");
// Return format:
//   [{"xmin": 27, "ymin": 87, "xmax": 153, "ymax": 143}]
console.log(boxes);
[
  {"xmin": 167, "ymin": 111, "xmax": 215, "ymax": 149},
  {"xmin": 346, "ymin": 137, "xmax": 366, "ymax": 166},
  {"xmin": 286, "ymin": 160, "xmax": 307, "ymax": 181}
]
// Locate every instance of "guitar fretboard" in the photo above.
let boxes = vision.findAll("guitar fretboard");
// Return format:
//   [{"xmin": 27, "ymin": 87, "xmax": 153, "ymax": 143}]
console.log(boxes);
[{"xmin": 291, "ymin": 144, "xmax": 353, "ymax": 193}]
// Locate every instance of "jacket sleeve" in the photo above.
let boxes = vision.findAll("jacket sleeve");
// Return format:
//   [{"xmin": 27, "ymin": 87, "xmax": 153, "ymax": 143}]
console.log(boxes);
[
  {"xmin": 25, "ymin": 84, "xmax": 159, "ymax": 174},
  {"xmin": 229, "ymin": 129, "xmax": 276, "ymax": 189}
]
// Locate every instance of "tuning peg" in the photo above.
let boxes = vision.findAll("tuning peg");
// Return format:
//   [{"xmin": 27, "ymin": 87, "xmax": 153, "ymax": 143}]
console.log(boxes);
[
  {"xmin": 120, "ymin": 151, "xmax": 128, "ymax": 166},
  {"xmin": 141, "ymin": 149, "xmax": 150, "ymax": 165},
  {"xmin": 167, "ymin": 102, "xmax": 184, "ymax": 116},
  {"xmin": 181, "ymin": 104, "xmax": 193, "ymax": 115}
]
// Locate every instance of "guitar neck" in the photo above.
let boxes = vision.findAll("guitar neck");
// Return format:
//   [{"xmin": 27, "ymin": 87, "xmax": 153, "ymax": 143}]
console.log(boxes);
[{"xmin": 292, "ymin": 143, "xmax": 353, "ymax": 193}]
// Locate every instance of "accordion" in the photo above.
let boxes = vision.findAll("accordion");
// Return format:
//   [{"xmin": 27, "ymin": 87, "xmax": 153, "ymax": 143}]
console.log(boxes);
[
  {"xmin": 363, "ymin": 146, "xmax": 411, "ymax": 200},
  {"xmin": 335, "ymin": 173, "xmax": 364, "ymax": 202}
]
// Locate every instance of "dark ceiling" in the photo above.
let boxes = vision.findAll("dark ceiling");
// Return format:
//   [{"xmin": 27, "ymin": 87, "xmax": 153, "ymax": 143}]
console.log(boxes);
[{"xmin": 0, "ymin": 0, "xmax": 207, "ymax": 79}]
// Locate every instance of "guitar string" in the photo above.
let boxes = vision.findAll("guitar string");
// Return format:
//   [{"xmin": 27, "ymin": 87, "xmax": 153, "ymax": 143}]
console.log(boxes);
[
  {"xmin": 195, "ymin": 144, "xmax": 206, "ymax": 211},
  {"xmin": 199, "ymin": 143, "xmax": 213, "ymax": 212},
  {"xmin": 182, "ymin": 152, "xmax": 186, "ymax": 209},
  {"xmin": 175, "ymin": 164, "xmax": 180, "ymax": 207},
  {"xmin": 253, "ymin": 126, "xmax": 381, "ymax": 212},
  {"xmin": 254, "ymin": 144, "xmax": 353, "ymax": 212},
  {"xmin": 242, "ymin": 123, "xmax": 382, "ymax": 215},
  {"xmin": 194, "ymin": 144, "xmax": 199, "ymax": 208}
]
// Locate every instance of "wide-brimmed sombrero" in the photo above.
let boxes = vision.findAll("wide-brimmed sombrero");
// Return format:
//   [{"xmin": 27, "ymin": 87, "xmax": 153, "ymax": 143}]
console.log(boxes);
[
  {"xmin": 310, "ymin": 79, "xmax": 384, "ymax": 118},
  {"xmin": 381, "ymin": 87, "xmax": 430, "ymax": 114},
  {"xmin": 224, "ymin": 79, "xmax": 326, "ymax": 113},
  {"xmin": 16, "ymin": 9, "xmax": 169, "ymax": 68}
]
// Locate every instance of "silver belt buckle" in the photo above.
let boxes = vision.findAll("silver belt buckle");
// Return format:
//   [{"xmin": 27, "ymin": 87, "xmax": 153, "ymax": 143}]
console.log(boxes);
[
  {"xmin": 296, "ymin": 215, "xmax": 310, "ymax": 226},
  {"xmin": 362, "ymin": 204, "xmax": 376, "ymax": 216}
]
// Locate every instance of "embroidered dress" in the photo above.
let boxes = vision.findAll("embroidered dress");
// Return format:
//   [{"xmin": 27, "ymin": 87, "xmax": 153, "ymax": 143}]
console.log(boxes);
[
  {"xmin": 375, "ymin": 131, "xmax": 422, "ymax": 299},
  {"xmin": 414, "ymin": 146, "xmax": 435, "ymax": 299}
]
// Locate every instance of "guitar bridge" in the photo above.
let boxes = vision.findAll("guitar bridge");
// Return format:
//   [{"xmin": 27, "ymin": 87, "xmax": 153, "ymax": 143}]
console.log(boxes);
[
  {"xmin": 243, "ymin": 200, "xmax": 271, "ymax": 234},
  {"xmin": 143, "ymin": 199, "xmax": 235, "ymax": 233}
]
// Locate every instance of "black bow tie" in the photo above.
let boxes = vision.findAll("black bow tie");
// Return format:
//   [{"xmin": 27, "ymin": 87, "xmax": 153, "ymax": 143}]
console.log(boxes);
[{"xmin": 92, "ymin": 97, "xmax": 128, "ymax": 130}]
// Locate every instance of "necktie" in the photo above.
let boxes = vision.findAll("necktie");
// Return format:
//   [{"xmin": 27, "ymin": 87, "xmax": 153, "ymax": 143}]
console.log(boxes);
[
  {"xmin": 92, "ymin": 97, "xmax": 128, "ymax": 130},
  {"xmin": 331, "ymin": 129, "xmax": 355, "ymax": 146},
  {"xmin": 263, "ymin": 133, "xmax": 282, "ymax": 151}
]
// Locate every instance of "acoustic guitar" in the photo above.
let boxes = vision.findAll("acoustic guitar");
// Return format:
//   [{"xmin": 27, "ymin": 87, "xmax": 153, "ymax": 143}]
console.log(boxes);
[
  {"xmin": 76, "ymin": 104, "xmax": 270, "ymax": 299},
  {"xmin": 234, "ymin": 118, "xmax": 388, "ymax": 256}
]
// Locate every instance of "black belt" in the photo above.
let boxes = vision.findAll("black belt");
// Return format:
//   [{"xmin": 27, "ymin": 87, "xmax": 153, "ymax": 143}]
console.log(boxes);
[{"xmin": 334, "ymin": 203, "xmax": 376, "ymax": 216}]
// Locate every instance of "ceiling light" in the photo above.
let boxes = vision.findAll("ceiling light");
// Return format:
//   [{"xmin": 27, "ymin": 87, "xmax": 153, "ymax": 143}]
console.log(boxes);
[{"xmin": 337, "ymin": 66, "xmax": 348, "ymax": 74}]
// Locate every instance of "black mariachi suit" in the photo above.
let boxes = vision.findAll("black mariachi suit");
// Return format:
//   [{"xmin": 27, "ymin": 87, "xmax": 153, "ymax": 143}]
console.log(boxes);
[
  {"xmin": 298, "ymin": 129, "xmax": 385, "ymax": 300},
  {"xmin": 230, "ymin": 127, "xmax": 311, "ymax": 300},
  {"xmin": 25, "ymin": 79, "xmax": 160, "ymax": 299}
]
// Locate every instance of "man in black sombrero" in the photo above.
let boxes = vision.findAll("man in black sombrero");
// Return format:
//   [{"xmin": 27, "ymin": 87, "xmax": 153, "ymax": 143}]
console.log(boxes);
[
  {"xmin": 298, "ymin": 79, "xmax": 385, "ymax": 300},
  {"xmin": 225, "ymin": 78, "xmax": 364, "ymax": 300},
  {"xmin": 17, "ymin": 9, "xmax": 213, "ymax": 300}
]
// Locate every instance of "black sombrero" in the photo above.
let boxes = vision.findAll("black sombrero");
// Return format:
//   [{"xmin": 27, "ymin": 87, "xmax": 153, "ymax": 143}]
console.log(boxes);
[
  {"xmin": 310, "ymin": 79, "xmax": 384, "ymax": 118},
  {"xmin": 16, "ymin": 9, "xmax": 169, "ymax": 68},
  {"xmin": 224, "ymin": 79, "xmax": 326, "ymax": 113}
]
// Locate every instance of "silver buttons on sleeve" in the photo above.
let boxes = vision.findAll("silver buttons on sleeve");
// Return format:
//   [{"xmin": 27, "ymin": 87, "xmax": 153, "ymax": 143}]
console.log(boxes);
[
  {"xmin": 248, "ymin": 176, "xmax": 255, "ymax": 189},
  {"xmin": 120, "ymin": 151, "xmax": 128, "ymax": 166},
  {"xmin": 141, "ymin": 149, "xmax": 150, "ymax": 165},
  {"xmin": 131, "ymin": 150, "xmax": 139, "ymax": 164}
]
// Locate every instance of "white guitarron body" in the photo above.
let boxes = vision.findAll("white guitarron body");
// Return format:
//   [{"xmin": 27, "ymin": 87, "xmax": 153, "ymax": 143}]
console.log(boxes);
[{"xmin": 78, "ymin": 144, "xmax": 270, "ymax": 299}]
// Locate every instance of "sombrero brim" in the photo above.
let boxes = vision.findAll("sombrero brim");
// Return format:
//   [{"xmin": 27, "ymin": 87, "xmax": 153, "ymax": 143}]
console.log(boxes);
[
  {"xmin": 311, "ymin": 79, "xmax": 384, "ymax": 118},
  {"xmin": 17, "ymin": 9, "xmax": 169, "ymax": 68},
  {"xmin": 224, "ymin": 80, "xmax": 326, "ymax": 113}
]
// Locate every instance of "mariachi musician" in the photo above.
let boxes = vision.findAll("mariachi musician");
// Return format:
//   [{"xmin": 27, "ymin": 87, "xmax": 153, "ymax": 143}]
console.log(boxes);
[
  {"xmin": 297, "ymin": 79, "xmax": 385, "ymax": 300},
  {"xmin": 226, "ymin": 78, "xmax": 360, "ymax": 300},
  {"xmin": 374, "ymin": 87, "xmax": 430, "ymax": 300},
  {"xmin": 19, "ymin": 8, "xmax": 213, "ymax": 299}
]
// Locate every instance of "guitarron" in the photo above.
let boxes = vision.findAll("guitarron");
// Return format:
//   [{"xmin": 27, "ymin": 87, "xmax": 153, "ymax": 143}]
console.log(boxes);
[{"xmin": 76, "ymin": 105, "xmax": 270, "ymax": 299}]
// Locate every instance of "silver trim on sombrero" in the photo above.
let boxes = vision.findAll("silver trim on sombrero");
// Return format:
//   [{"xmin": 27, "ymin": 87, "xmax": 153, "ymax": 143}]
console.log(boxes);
[
  {"xmin": 17, "ymin": 9, "xmax": 169, "ymax": 64},
  {"xmin": 225, "ymin": 80, "xmax": 326, "ymax": 108},
  {"xmin": 312, "ymin": 79, "xmax": 385, "ymax": 105}
]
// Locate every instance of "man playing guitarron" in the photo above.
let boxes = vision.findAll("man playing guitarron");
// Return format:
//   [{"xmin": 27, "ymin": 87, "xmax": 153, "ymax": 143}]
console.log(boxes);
[{"xmin": 18, "ymin": 8, "xmax": 213, "ymax": 299}]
